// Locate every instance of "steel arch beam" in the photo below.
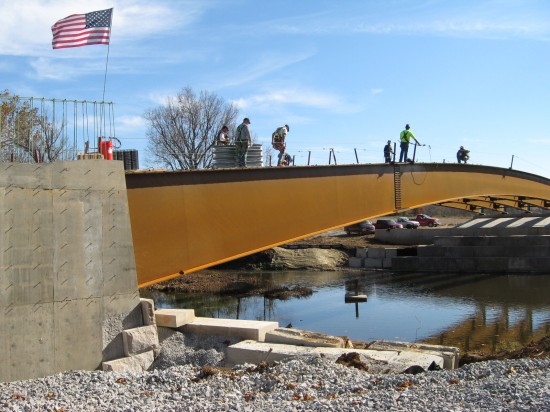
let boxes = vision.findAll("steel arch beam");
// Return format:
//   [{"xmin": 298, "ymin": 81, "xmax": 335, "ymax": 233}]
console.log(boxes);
[{"xmin": 125, "ymin": 163, "xmax": 550, "ymax": 286}]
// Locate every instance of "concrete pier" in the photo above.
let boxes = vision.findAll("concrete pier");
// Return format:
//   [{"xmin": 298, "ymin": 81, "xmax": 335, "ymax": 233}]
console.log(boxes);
[{"xmin": 0, "ymin": 161, "xmax": 142, "ymax": 382}]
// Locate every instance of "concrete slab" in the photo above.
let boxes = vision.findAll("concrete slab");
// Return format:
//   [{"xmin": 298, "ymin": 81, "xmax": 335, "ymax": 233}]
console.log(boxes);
[
  {"xmin": 226, "ymin": 340, "xmax": 444, "ymax": 374},
  {"xmin": 183, "ymin": 317, "xmax": 278, "ymax": 341},
  {"xmin": 265, "ymin": 328, "xmax": 350, "ymax": 348},
  {"xmin": 155, "ymin": 308, "xmax": 195, "ymax": 328},
  {"xmin": 368, "ymin": 340, "xmax": 460, "ymax": 370}
]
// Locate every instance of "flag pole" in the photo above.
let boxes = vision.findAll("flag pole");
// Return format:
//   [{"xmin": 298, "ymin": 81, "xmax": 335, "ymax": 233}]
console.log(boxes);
[{"xmin": 100, "ymin": 8, "xmax": 113, "ymax": 140}]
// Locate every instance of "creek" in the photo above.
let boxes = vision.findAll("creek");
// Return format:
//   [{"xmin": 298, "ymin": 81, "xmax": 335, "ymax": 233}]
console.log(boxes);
[{"xmin": 142, "ymin": 270, "xmax": 550, "ymax": 354}]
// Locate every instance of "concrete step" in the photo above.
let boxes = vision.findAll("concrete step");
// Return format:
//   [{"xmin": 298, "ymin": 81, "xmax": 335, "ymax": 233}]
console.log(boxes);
[
  {"xmin": 155, "ymin": 308, "xmax": 195, "ymax": 328},
  {"xmin": 182, "ymin": 317, "xmax": 279, "ymax": 341},
  {"xmin": 226, "ymin": 340, "xmax": 445, "ymax": 374}
]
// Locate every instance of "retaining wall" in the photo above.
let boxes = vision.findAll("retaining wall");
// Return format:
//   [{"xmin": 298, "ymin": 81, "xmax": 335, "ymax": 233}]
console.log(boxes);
[{"xmin": 0, "ymin": 161, "xmax": 142, "ymax": 382}]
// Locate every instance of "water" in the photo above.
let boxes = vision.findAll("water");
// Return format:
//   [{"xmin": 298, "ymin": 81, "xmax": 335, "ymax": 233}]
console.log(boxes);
[{"xmin": 142, "ymin": 270, "xmax": 550, "ymax": 354}]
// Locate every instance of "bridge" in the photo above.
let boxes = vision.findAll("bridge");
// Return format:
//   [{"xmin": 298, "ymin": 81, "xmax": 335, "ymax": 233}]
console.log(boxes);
[{"xmin": 125, "ymin": 163, "xmax": 550, "ymax": 287}]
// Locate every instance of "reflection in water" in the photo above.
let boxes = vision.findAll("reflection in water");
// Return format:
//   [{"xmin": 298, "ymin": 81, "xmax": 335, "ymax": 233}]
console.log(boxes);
[{"xmin": 142, "ymin": 271, "xmax": 550, "ymax": 354}]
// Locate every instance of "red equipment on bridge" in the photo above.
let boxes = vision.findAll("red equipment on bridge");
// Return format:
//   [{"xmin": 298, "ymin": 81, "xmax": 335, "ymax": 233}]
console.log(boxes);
[{"xmin": 99, "ymin": 137, "xmax": 114, "ymax": 160}]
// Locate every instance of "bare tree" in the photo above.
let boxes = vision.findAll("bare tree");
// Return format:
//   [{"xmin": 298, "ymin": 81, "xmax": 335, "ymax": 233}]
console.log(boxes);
[
  {"xmin": 0, "ymin": 90, "xmax": 67, "ymax": 163},
  {"xmin": 145, "ymin": 87, "xmax": 239, "ymax": 170}
]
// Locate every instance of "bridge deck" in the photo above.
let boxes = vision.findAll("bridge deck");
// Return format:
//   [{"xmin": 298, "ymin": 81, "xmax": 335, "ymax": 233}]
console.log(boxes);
[{"xmin": 125, "ymin": 163, "xmax": 550, "ymax": 287}]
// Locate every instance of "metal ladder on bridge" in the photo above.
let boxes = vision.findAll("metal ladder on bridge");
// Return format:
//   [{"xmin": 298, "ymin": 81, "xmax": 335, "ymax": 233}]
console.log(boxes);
[{"xmin": 393, "ymin": 163, "xmax": 402, "ymax": 210}]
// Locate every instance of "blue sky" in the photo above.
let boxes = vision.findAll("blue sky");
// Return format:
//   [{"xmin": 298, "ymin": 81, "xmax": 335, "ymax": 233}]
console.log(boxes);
[{"xmin": 2, "ymin": 0, "xmax": 550, "ymax": 175}]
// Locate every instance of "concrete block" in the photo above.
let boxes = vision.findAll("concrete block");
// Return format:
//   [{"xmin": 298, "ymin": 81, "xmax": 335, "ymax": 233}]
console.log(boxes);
[
  {"xmin": 363, "ymin": 258, "xmax": 383, "ymax": 268},
  {"xmin": 356, "ymin": 248, "xmax": 368, "ymax": 258},
  {"xmin": 122, "ymin": 325, "xmax": 160, "ymax": 356},
  {"xmin": 155, "ymin": 308, "xmax": 195, "ymax": 328},
  {"xmin": 102, "ymin": 350, "xmax": 155, "ymax": 372},
  {"xmin": 226, "ymin": 340, "xmax": 444, "ymax": 374},
  {"xmin": 384, "ymin": 248, "xmax": 398, "ymax": 257},
  {"xmin": 265, "ymin": 328, "xmax": 349, "ymax": 348},
  {"xmin": 367, "ymin": 248, "xmax": 386, "ymax": 258},
  {"xmin": 183, "ymin": 317, "xmax": 278, "ymax": 341},
  {"xmin": 369, "ymin": 340, "xmax": 460, "ymax": 370},
  {"xmin": 140, "ymin": 298, "xmax": 156, "ymax": 326},
  {"xmin": 382, "ymin": 258, "xmax": 393, "ymax": 269},
  {"xmin": 348, "ymin": 256, "xmax": 364, "ymax": 268}
]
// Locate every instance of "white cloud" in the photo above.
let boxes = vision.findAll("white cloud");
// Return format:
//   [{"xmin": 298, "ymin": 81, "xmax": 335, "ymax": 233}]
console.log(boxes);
[
  {"xmin": 220, "ymin": 50, "xmax": 317, "ymax": 88},
  {"xmin": 371, "ymin": 88, "xmax": 383, "ymax": 95},
  {"xmin": 233, "ymin": 88, "xmax": 359, "ymax": 114},
  {"xmin": 117, "ymin": 115, "xmax": 147, "ymax": 128},
  {"xmin": 0, "ymin": 0, "xmax": 205, "ymax": 56}
]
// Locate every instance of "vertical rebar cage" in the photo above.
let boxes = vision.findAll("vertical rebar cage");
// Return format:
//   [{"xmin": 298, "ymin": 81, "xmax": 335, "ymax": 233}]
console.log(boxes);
[{"xmin": 0, "ymin": 94, "xmax": 116, "ymax": 163}]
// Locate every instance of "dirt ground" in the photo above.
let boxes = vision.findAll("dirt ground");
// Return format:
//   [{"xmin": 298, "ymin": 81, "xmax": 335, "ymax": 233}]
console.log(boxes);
[{"xmin": 141, "ymin": 215, "xmax": 550, "ymax": 362}]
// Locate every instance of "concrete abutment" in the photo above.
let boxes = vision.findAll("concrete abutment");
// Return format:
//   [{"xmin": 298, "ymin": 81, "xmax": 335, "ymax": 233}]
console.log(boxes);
[{"xmin": 0, "ymin": 161, "xmax": 142, "ymax": 382}]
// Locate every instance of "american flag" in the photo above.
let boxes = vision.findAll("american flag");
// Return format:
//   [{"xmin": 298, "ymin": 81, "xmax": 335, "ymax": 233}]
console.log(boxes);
[{"xmin": 52, "ymin": 9, "xmax": 113, "ymax": 49}]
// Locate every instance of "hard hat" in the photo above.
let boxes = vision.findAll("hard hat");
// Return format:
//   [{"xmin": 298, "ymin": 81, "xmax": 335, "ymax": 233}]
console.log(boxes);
[
  {"xmin": 387, "ymin": 140, "xmax": 391, "ymax": 143},
  {"xmin": 405, "ymin": 124, "xmax": 410, "ymax": 129},
  {"xmin": 285, "ymin": 124, "xmax": 289, "ymax": 131},
  {"xmin": 460, "ymin": 146, "xmax": 464, "ymax": 149}
]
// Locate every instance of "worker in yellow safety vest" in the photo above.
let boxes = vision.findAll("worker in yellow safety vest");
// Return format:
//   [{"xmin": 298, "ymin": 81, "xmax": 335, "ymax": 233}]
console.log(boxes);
[{"xmin": 399, "ymin": 124, "xmax": 421, "ymax": 162}]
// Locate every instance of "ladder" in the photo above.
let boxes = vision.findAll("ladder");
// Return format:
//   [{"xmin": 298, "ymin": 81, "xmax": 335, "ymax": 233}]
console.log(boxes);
[{"xmin": 393, "ymin": 163, "xmax": 402, "ymax": 210}]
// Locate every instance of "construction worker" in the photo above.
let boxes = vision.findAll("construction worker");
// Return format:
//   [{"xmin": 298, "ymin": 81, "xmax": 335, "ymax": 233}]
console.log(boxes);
[
  {"xmin": 217, "ymin": 125, "xmax": 230, "ymax": 146},
  {"xmin": 399, "ymin": 124, "xmax": 421, "ymax": 162},
  {"xmin": 235, "ymin": 118, "xmax": 251, "ymax": 167},
  {"xmin": 384, "ymin": 140, "xmax": 394, "ymax": 163},
  {"xmin": 457, "ymin": 146, "xmax": 470, "ymax": 163},
  {"xmin": 272, "ymin": 124, "xmax": 289, "ymax": 166}
]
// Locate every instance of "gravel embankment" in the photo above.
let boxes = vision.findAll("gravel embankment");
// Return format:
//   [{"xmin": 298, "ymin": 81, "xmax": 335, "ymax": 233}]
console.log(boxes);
[{"xmin": 1, "ymin": 332, "xmax": 549, "ymax": 412}]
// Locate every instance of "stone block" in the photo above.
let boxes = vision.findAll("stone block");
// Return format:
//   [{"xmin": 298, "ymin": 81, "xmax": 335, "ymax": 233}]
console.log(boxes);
[
  {"xmin": 265, "ymin": 328, "xmax": 349, "ymax": 348},
  {"xmin": 140, "ymin": 298, "xmax": 156, "ymax": 326},
  {"xmin": 348, "ymin": 257, "xmax": 364, "ymax": 268},
  {"xmin": 102, "ymin": 350, "xmax": 154, "ymax": 372},
  {"xmin": 122, "ymin": 325, "xmax": 160, "ymax": 356},
  {"xmin": 155, "ymin": 308, "xmax": 195, "ymax": 328},
  {"xmin": 382, "ymin": 258, "xmax": 393, "ymax": 268}
]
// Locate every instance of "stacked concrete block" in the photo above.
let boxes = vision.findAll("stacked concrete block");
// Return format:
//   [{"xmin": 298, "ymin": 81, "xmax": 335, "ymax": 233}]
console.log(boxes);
[
  {"xmin": 349, "ymin": 247, "xmax": 396, "ymax": 269},
  {"xmin": 393, "ymin": 235, "xmax": 550, "ymax": 273}
]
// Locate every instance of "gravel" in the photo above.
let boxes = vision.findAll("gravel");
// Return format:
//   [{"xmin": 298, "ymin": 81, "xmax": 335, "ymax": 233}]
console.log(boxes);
[{"xmin": 1, "ymin": 332, "xmax": 549, "ymax": 412}]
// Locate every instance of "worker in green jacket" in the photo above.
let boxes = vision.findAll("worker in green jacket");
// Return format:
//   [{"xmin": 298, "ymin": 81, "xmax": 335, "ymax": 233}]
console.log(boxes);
[{"xmin": 399, "ymin": 124, "xmax": 421, "ymax": 162}]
